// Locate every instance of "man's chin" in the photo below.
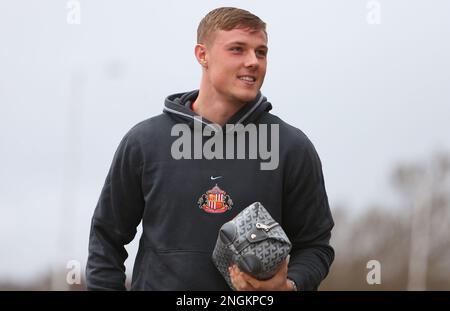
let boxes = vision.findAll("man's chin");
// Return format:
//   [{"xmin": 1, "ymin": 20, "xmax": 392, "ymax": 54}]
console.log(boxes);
[{"xmin": 233, "ymin": 90, "xmax": 259, "ymax": 104}]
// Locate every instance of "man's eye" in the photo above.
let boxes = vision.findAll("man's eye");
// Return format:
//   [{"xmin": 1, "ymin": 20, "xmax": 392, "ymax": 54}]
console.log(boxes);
[
  {"xmin": 230, "ymin": 47, "xmax": 243, "ymax": 52},
  {"xmin": 256, "ymin": 50, "xmax": 267, "ymax": 57}
]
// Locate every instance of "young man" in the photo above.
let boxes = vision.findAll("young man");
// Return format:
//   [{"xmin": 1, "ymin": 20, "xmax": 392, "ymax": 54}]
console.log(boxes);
[{"xmin": 86, "ymin": 7, "xmax": 334, "ymax": 291}]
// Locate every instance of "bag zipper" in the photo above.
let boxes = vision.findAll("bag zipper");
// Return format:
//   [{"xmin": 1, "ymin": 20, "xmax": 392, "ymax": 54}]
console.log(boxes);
[{"xmin": 256, "ymin": 222, "xmax": 279, "ymax": 232}]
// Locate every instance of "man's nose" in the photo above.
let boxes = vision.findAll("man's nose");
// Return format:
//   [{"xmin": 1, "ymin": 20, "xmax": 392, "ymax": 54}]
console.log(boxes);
[{"xmin": 244, "ymin": 51, "xmax": 259, "ymax": 69}]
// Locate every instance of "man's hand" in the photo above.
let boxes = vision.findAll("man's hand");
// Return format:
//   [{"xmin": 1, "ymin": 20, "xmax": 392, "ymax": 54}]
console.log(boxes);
[{"xmin": 228, "ymin": 257, "xmax": 295, "ymax": 291}]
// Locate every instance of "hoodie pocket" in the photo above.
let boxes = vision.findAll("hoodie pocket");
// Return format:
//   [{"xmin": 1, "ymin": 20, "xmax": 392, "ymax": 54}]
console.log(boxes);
[{"xmin": 139, "ymin": 248, "xmax": 229, "ymax": 290}]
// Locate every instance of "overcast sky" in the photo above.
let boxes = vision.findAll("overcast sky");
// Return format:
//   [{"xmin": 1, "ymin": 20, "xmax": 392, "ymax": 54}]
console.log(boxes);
[{"xmin": 1, "ymin": 0, "xmax": 449, "ymax": 284}]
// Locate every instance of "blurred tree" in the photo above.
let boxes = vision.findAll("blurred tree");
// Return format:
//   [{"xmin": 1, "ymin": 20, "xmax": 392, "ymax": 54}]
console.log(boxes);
[{"xmin": 321, "ymin": 151, "xmax": 450, "ymax": 290}]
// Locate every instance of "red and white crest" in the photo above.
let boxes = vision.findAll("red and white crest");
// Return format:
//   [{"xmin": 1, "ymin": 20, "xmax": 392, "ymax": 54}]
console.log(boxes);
[{"xmin": 197, "ymin": 184, "xmax": 233, "ymax": 214}]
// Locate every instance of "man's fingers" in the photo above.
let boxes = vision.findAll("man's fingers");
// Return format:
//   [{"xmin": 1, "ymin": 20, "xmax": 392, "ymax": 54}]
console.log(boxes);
[
  {"xmin": 235, "ymin": 266, "xmax": 256, "ymax": 282},
  {"xmin": 229, "ymin": 265, "xmax": 254, "ymax": 291},
  {"xmin": 235, "ymin": 266, "xmax": 264, "ymax": 290},
  {"xmin": 230, "ymin": 262, "xmax": 289, "ymax": 291},
  {"xmin": 229, "ymin": 266, "xmax": 242, "ymax": 289},
  {"xmin": 244, "ymin": 275, "xmax": 262, "ymax": 289},
  {"xmin": 281, "ymin": 257, "xmax": 289, "ymax": 272}
]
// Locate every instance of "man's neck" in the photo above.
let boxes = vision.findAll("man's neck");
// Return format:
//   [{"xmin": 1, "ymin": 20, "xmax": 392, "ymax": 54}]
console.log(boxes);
[{"xmin": 193, "ymin": 90, "xmax": 246, "ymax": 126}]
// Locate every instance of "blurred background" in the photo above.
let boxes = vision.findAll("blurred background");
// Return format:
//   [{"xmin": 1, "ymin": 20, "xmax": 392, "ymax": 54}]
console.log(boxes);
[{"xmin": 1, "ymin": 0, "xmax": 449, "ymax": 290}]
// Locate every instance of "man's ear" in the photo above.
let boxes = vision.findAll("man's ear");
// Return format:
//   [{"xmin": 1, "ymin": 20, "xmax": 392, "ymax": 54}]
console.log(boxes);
[{"xmin": 195, "ymin": 44, "xmax": 208, "ymax": 68}]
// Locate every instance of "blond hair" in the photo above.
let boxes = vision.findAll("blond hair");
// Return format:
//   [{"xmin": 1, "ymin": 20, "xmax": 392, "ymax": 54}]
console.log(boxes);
[{"xmin": 197, "ymin": 7, "xmax": 267, "ymax": 45}]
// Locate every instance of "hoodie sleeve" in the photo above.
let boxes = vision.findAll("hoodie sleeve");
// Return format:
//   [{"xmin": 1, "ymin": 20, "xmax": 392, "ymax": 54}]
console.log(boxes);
[
  {"xmin": 282, "ymin": 135, "xmax": 335, "ymax": 291},
  {"xmin": 86, "ymin": 130, "xmax": 145, "ymax": 290}
]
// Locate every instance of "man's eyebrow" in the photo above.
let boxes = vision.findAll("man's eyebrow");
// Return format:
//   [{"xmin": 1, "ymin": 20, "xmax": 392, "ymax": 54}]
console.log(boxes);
[{"xmin": 226, "ymin": 41, "xmax": 268, "ymax": 50}]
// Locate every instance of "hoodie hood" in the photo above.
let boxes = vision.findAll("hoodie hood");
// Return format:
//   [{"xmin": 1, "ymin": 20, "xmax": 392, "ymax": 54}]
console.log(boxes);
[{"xmin": 163, "ymin": 90, "xmax": 272, "ymax": 130}]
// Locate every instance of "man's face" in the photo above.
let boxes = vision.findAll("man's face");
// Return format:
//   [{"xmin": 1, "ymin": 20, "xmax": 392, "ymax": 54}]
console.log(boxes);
[{"xmin": 203, "ymin": 27, "xmax": 268, "ymax": 104}]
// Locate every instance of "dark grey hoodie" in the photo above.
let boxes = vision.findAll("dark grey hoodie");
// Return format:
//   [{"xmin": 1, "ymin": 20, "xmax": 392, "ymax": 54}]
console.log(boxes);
[{"xmin": 86, "ymin": 90, "xmax": 334, "ymax": 290}]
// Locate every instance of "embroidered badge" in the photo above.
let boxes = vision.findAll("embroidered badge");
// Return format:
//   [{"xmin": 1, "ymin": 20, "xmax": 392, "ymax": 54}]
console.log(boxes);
[{"xmin": 197, "ymin": 184, "xmax": 233, "ymax": 213}]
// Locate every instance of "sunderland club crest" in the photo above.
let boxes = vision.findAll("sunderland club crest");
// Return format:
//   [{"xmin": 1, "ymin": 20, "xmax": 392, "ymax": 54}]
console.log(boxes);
[{"xmin": 198, "ymin": 184, "xmax": 233, "ymax": 213}]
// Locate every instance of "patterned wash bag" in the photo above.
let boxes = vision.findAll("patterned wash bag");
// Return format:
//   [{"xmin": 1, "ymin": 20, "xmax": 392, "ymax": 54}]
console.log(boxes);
[{"xmin": 212, "ymin": 202, "xmax": 292, "ymax": 289}]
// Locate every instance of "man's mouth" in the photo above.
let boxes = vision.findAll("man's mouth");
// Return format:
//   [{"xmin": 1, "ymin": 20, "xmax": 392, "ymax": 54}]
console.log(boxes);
[{"xmin": 237, "ymin": 75, "xmax": 256, "ymax": 85}]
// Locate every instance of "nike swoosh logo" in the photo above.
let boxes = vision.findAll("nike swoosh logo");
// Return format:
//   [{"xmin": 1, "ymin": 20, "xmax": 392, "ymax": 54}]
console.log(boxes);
[{"xmin": 210, "ymin": 176, "xmax": 222, "ymax": 180}]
